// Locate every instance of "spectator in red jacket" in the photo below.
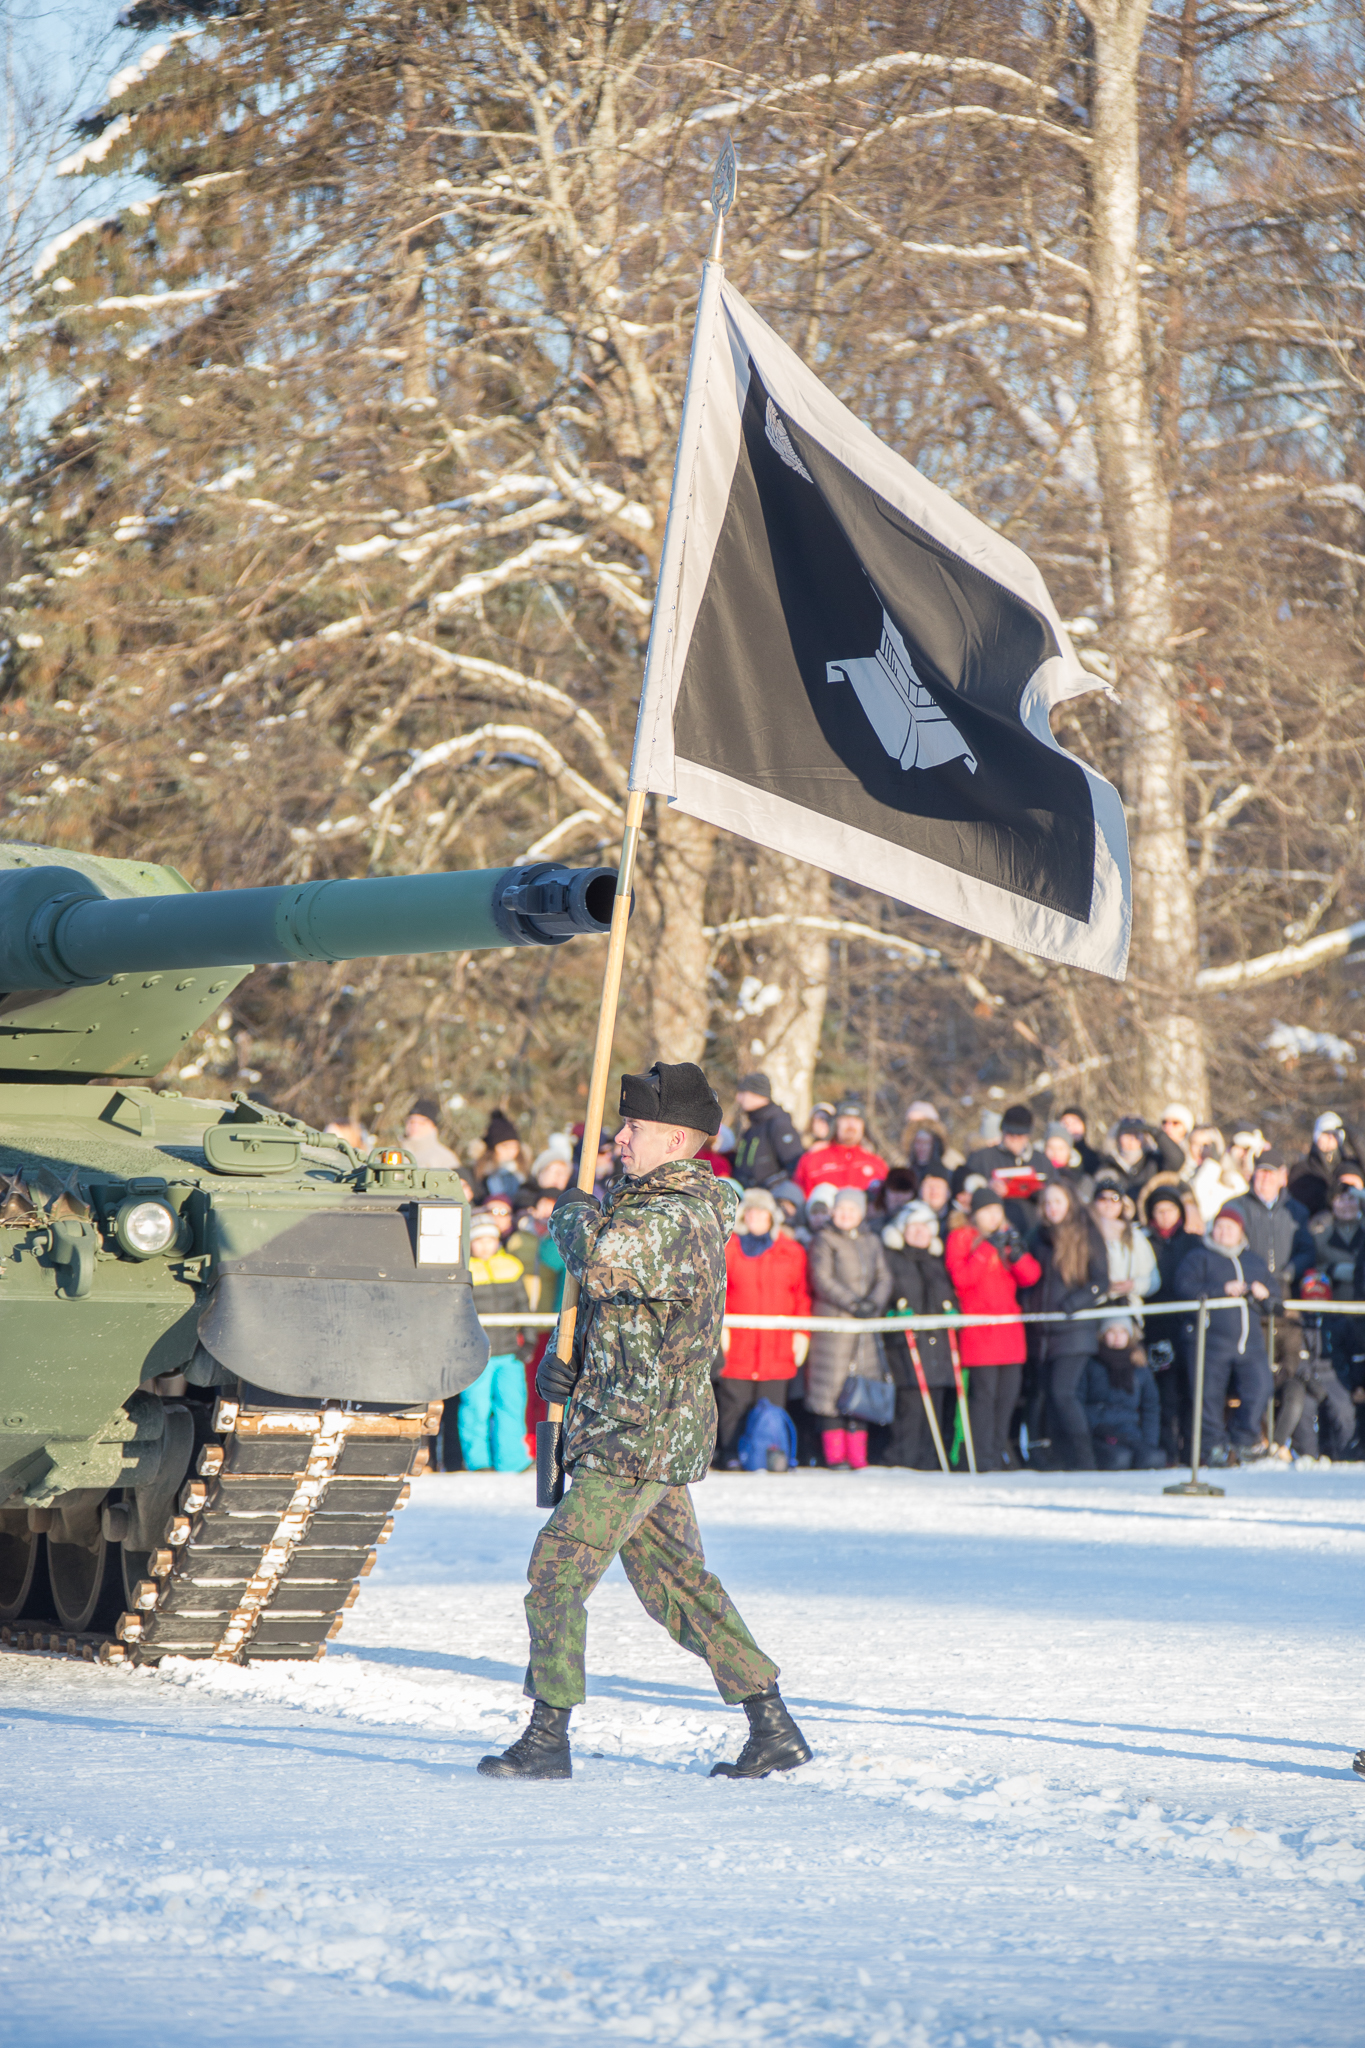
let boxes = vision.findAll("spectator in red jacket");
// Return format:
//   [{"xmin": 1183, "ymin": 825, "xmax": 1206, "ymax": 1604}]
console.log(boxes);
[
  {"xmin": 794, "ymin": 1096, "xmax": 888, "ymax": 1199},
  {"xmin": 945, "ymin": 1187, "xmax": 1042, "ymax": 1471},
  {"xmin": 717, "ymin": 1187, "xmax": 811, "ymax": 1465}
]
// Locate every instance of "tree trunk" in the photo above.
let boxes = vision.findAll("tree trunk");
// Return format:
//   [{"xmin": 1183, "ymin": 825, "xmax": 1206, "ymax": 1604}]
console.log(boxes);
[
  {"xmin": 745, "ymin": 857, "xmax": 831, "ymax": 1128},
  {"xmin": 1079, "ymin": 0, "xmax": 1210, "ymax": 1118},
  {"xmin": 644, "ymin": 803, "xmax": 715, "ymax": 1063}
]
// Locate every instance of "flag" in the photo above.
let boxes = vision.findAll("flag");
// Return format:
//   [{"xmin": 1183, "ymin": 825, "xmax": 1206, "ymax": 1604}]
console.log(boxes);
[{"xmin": 630, "ymin": 273, "xmax": 1130, "ymax": 978}]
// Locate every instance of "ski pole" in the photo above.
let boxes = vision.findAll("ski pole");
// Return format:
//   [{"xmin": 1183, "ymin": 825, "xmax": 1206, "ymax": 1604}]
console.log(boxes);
[
  {"xmin": 947, "ymin": 1329, "xmax": 978, "ymax": 1475},
  {"xmin": 905, "ymin": 1330, "xmax": 950, "ymax": 1473}
]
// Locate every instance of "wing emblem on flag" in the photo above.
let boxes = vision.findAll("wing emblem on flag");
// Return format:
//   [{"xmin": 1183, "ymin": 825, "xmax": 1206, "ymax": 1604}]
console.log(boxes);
[
  {"xmin": 764, "ymin": 397, "xmax": 813, "ymax": 482},
  {"xmin": 827, "ymin": 606, "xmax": 978, "ymax": 776}
]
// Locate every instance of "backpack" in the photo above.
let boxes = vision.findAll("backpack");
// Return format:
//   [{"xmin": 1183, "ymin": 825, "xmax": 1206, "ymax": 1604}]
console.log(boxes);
[{"xmin": 737, "ymin": 1398, "xmax": 798, "ymax": 1473}]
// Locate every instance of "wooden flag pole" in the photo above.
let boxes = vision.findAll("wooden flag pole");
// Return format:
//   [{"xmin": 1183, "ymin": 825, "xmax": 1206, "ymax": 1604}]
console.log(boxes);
[
  {"xmin": 534, "ymin": 139, "xmax": 739, "ymax": 1511},
  {"xmin": 535, "ymin": 786, "xmax": 646, "ymax": 1507}
]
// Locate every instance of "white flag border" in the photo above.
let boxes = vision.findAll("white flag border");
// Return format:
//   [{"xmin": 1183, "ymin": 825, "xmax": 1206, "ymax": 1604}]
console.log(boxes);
[{"xmin": 630, "ymin": 273, "xmax": 1131, "ymax": 980}]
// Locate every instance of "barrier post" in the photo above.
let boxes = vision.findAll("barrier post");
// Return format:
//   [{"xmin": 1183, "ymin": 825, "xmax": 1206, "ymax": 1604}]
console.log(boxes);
[
  {"xmin": 1165, "ymin": 1298, "xmax": 1224, "ymax": 1498},
  {"xmin": 1265, "ymin": 1304, "xmax": 1276, "ymax": 1449},
  {"xmin": 946, "ymin": 1329, "xmax": 978, "ymax": 1475},
  {"xmin": 905, "ymin": 1331, "xmax": 951, "ymax": 1474}
]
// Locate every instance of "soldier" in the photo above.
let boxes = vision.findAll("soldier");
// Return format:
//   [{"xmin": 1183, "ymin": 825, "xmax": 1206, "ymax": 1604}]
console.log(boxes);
[{"xmin": 478, "ymin": 1059, "xmax": 812, "ymax": 1784}]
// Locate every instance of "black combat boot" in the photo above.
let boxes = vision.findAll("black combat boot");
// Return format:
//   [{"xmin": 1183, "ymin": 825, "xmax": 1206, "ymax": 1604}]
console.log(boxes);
[
  {"xmin": 710, "ymin": 1686, "xmax": 812, "ymax": 1779},
  {"xmin": 477, "ymin": 1699, "xmax": 572, "ymax": 1780}
]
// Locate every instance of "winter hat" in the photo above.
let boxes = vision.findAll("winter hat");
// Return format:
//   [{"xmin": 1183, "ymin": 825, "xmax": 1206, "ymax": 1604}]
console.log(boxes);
[
  {"xmin": 737, "ymin": 1071, "xmax": 771, "ymax": 1098},
  {"xmin": 807, "ymin": 1181, "xmax": 840, "ymax": 1211},
  {"xmin": 531, "ymin": 1146, "xmax": 566, "ymax": 1181},
  {"xmin": 482, "ymin": 1110, "xmax": 519, "ymax": 1149},
  {"xmin": 619, "ymin": 1060, "xmax": 723, "ymax": 1136},
  {"xmin": 832, "ymin": 1186, "xmax": 867, "ymax": 1220},
  {"xmin": 1045, "ymin": 1121, "xmax": 1073, "ymax": 1146},
  {"xmin": 1215, "ymin": 1203, "xmax": 1249, "ymax": 1231},
  {"xmin": 1162, "ymin": 1102, "xmax": 1195, "ymax": 1128},
  {"xmin": 1092, "ymin": 1176, "xmax": 1125, "ymax": 1201},
  {"xmin": 770, "ymin": 1177, "xmax": 805, "ymax": 1210},
  {"xmin": 469, "ymin": 1207, "xmax": 502, "ymax": 1244},
  {"xmin": 905, "ymin": 1099, "xmax": 939, "ymax": 1122},
  {"xmin": 1144, "ymin": 1181, "xmax": 1193, "ymax": 1221},
  {"xmin": 899, "ymin": 1200, "xmax": 940, "ymax": 1231},
  {"xmin": 969, "ymin": 1185, "xmax": 1005, "ymax": 1215},
  {"xmin": 1315, "ymin": 1111, "xmax": 1345, "ymax": 1139},
  {"xmin": 1115, "ymin": 1115, "xmax": 1147, "ymax": 1139},
  {"xmin": 1000, "ymin": 1103, "xmax": 1033, "ymax": 1135},
  {"xmin": 1061, "ymin": 1105, "xmax": 1088, "ymax": 1128},
  {"xmin": 835, "ymin": 1096, "xmax": 866, "ymax": 1120},
  {"xmin": 737, "ymin": 1185, "xmax": 778, "ymax": 1221},
  {"xmin": 408, "ymin": 1096, "xmax": 442, "ymax": 1125}
]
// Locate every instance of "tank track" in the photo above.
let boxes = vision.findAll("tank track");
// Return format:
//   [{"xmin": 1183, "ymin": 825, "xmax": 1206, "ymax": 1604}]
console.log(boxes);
[{"xmin": 1, "ymin": 1395, "xmax": 438, "ymax": 1667}]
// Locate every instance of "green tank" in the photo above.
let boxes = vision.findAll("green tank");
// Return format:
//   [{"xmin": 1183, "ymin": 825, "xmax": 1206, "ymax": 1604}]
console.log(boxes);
[{"xmin": 0, "ymin": 841, "xmax": 614, "ymax": 1664}]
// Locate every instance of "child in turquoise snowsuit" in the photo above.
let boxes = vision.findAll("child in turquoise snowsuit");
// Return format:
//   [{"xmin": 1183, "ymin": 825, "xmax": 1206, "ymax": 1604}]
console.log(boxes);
[{"xmin": 461, "ymin": 1210, "xmax": 532, "ymax": 1472}]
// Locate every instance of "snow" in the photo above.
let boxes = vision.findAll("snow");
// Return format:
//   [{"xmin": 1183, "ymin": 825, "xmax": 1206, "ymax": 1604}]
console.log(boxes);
[
  {"xmin": 3, "ymin": 1465, "xmax": 1363, "ymax": 2046},
  {"xmin": 55, "ymin": 116, "xmax": 132, "ymax": 179},
  {"xmin": 32, "ymin": 217, "xmax": 108, "ymax": 282},
  {"xmin": 1263, "ymin": 1019, "xmax": 1357, "ymax": 1068}
]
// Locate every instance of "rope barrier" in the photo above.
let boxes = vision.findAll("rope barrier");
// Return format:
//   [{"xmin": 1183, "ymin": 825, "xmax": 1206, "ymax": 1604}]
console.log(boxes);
[{"xmin": 478, "ymin": 1296, "xmax": 1365, "ymax": 1333}]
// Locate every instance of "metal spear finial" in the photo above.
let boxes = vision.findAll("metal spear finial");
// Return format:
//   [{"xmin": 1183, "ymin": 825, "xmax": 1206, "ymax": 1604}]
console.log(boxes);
[{"xmin": 708, "ymin": 135, "xmax": 738, "ymax": 262}]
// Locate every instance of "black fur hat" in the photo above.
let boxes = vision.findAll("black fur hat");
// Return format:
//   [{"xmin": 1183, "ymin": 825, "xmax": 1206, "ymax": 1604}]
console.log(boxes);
[{"xmin": 619, "ymin": 1060, "xmax": 723, "ymax": 1137}]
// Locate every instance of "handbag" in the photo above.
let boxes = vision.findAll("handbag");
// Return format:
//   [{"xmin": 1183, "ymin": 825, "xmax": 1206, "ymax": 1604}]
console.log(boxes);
[{"xmin": 837, "ymin": 1336, "xmax": 896, "ymax": 1427}]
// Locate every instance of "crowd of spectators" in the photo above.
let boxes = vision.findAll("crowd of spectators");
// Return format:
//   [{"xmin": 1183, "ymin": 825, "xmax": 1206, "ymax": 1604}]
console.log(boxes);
[{"xmin": 357, "ymin": 1079, "xmax": 1365, "ymax": 1478}]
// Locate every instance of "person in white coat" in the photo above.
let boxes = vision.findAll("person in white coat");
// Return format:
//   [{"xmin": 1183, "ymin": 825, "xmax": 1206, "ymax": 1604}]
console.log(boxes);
[{"xmin": 1091, "ymin": 1178, "xmax": 1159, "ymax": 1327}]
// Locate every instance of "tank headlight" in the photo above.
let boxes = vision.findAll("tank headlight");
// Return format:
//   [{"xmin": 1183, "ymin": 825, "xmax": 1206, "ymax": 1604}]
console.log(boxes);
[{"xmin": 115, "ymin": 1198, "xmax": 179, "ymax": 1259}]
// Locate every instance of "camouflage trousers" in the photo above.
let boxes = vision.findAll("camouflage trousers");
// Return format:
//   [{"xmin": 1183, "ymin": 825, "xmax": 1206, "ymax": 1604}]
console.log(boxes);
[{"xmin": 523, "ymin": 1468, "xmax": 778, "ymax": 1709}]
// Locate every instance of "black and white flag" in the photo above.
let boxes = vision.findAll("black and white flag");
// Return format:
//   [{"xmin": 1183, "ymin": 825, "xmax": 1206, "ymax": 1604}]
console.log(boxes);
[{"xmin": 631, "ymin": 273, "xmax": 1130, "ymax": 978}]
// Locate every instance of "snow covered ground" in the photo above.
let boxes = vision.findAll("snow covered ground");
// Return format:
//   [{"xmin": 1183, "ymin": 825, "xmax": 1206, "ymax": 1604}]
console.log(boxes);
[{"xmin": 3, "ymin": 1464, "xmax": 1363, "ymax": 2047}]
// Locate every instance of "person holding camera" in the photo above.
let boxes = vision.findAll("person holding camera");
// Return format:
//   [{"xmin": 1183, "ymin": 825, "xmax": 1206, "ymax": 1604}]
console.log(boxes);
[{"xmin": 945, "ymin": 1187, "xmax": 1042, "ymax": 1471}]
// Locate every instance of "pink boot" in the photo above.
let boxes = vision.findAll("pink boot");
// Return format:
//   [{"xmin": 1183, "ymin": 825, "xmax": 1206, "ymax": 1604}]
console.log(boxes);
[
  {"xmin": 845, "ymin": 1429, "xmax": 869, "ymax": 1470},
  {"xmin": 821, "ymin": 1428, "xmax": 849, "ymax": 1468}
]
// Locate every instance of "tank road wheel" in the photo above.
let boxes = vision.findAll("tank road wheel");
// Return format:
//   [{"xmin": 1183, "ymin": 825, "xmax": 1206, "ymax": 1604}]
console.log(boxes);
[
  {"xmin": 0, "ymin": 1523, "xmax": 54, "ymax": 1625},
  {"xmin": 47, "ymin": 1531, "xmax": 123, "ymax": 1633}
]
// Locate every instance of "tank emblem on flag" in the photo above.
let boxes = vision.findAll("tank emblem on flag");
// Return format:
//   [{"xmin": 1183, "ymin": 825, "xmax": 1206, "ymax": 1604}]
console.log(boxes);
[{"xmin": 827, "ymin": 606, "xmax": 978, "ymax": 775}]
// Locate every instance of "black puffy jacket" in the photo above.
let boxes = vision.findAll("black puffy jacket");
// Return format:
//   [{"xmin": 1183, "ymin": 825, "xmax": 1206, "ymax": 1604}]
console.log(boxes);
[
  {"xmin": 732, "ymin": 1100, "xmax": 804, "ymax": 1189},
  {"xmin": 883, "ymin": 1241, "xmax": 959, "ymax": 1388}
]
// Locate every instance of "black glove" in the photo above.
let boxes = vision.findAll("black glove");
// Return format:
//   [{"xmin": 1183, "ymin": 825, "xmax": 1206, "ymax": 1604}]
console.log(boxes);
[
  {"xmin": 552, "ymin": 1184, "xmax": 600, "ymax": 1217},
  {"xmin": 536, "ymin": 1346, "xmax": 580, "ymax": 1405},
  {"xmin": 850, "ymin": 1298, "xmax": 882, "ymax": 1319}
]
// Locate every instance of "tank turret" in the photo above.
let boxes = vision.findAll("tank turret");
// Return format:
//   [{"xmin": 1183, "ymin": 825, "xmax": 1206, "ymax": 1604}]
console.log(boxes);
[{"xmin": 0, "ymin": 840, "xmax": 618, "ymax": 1664}]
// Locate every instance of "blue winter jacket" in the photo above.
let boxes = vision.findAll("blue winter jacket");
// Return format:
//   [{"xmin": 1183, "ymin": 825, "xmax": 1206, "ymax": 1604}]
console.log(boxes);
[
  {"xmin": 1173, "ymin": 1241, "xmax": 1280, "ymax": 1369},
  {"xmin": 1079, "ymin": 1356, "xmax": 1160, "ymax": 1452}
]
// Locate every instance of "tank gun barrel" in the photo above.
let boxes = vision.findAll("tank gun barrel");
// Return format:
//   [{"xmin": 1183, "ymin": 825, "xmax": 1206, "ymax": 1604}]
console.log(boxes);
[{"xmin": 0, "ymin": 861, "xmax": 617, "ymax": 991}]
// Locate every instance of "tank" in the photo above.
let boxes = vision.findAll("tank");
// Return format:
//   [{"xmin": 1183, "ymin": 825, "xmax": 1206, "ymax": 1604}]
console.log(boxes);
[{"xmin": 0, "ymin": 841, "xmax": 615, "ymax": 1664}]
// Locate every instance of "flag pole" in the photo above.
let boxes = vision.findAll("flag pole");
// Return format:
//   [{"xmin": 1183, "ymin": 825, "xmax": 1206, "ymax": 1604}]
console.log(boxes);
[{"xmin": 535, "ymin": 139, "xmax": 739, "ymax": 1509}]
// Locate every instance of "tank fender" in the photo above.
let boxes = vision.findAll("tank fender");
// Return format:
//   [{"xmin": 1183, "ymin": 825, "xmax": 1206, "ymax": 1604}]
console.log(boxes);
[{"xmin": 197, "ymin": 1273, "xmax": 490, "ymax": 1404}]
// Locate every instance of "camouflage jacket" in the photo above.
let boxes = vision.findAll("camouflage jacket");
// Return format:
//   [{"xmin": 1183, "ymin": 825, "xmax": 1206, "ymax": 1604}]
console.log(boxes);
[{"xmin": 549, "ymin": 1159, "xmax": 741, "ymax": 1484}]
